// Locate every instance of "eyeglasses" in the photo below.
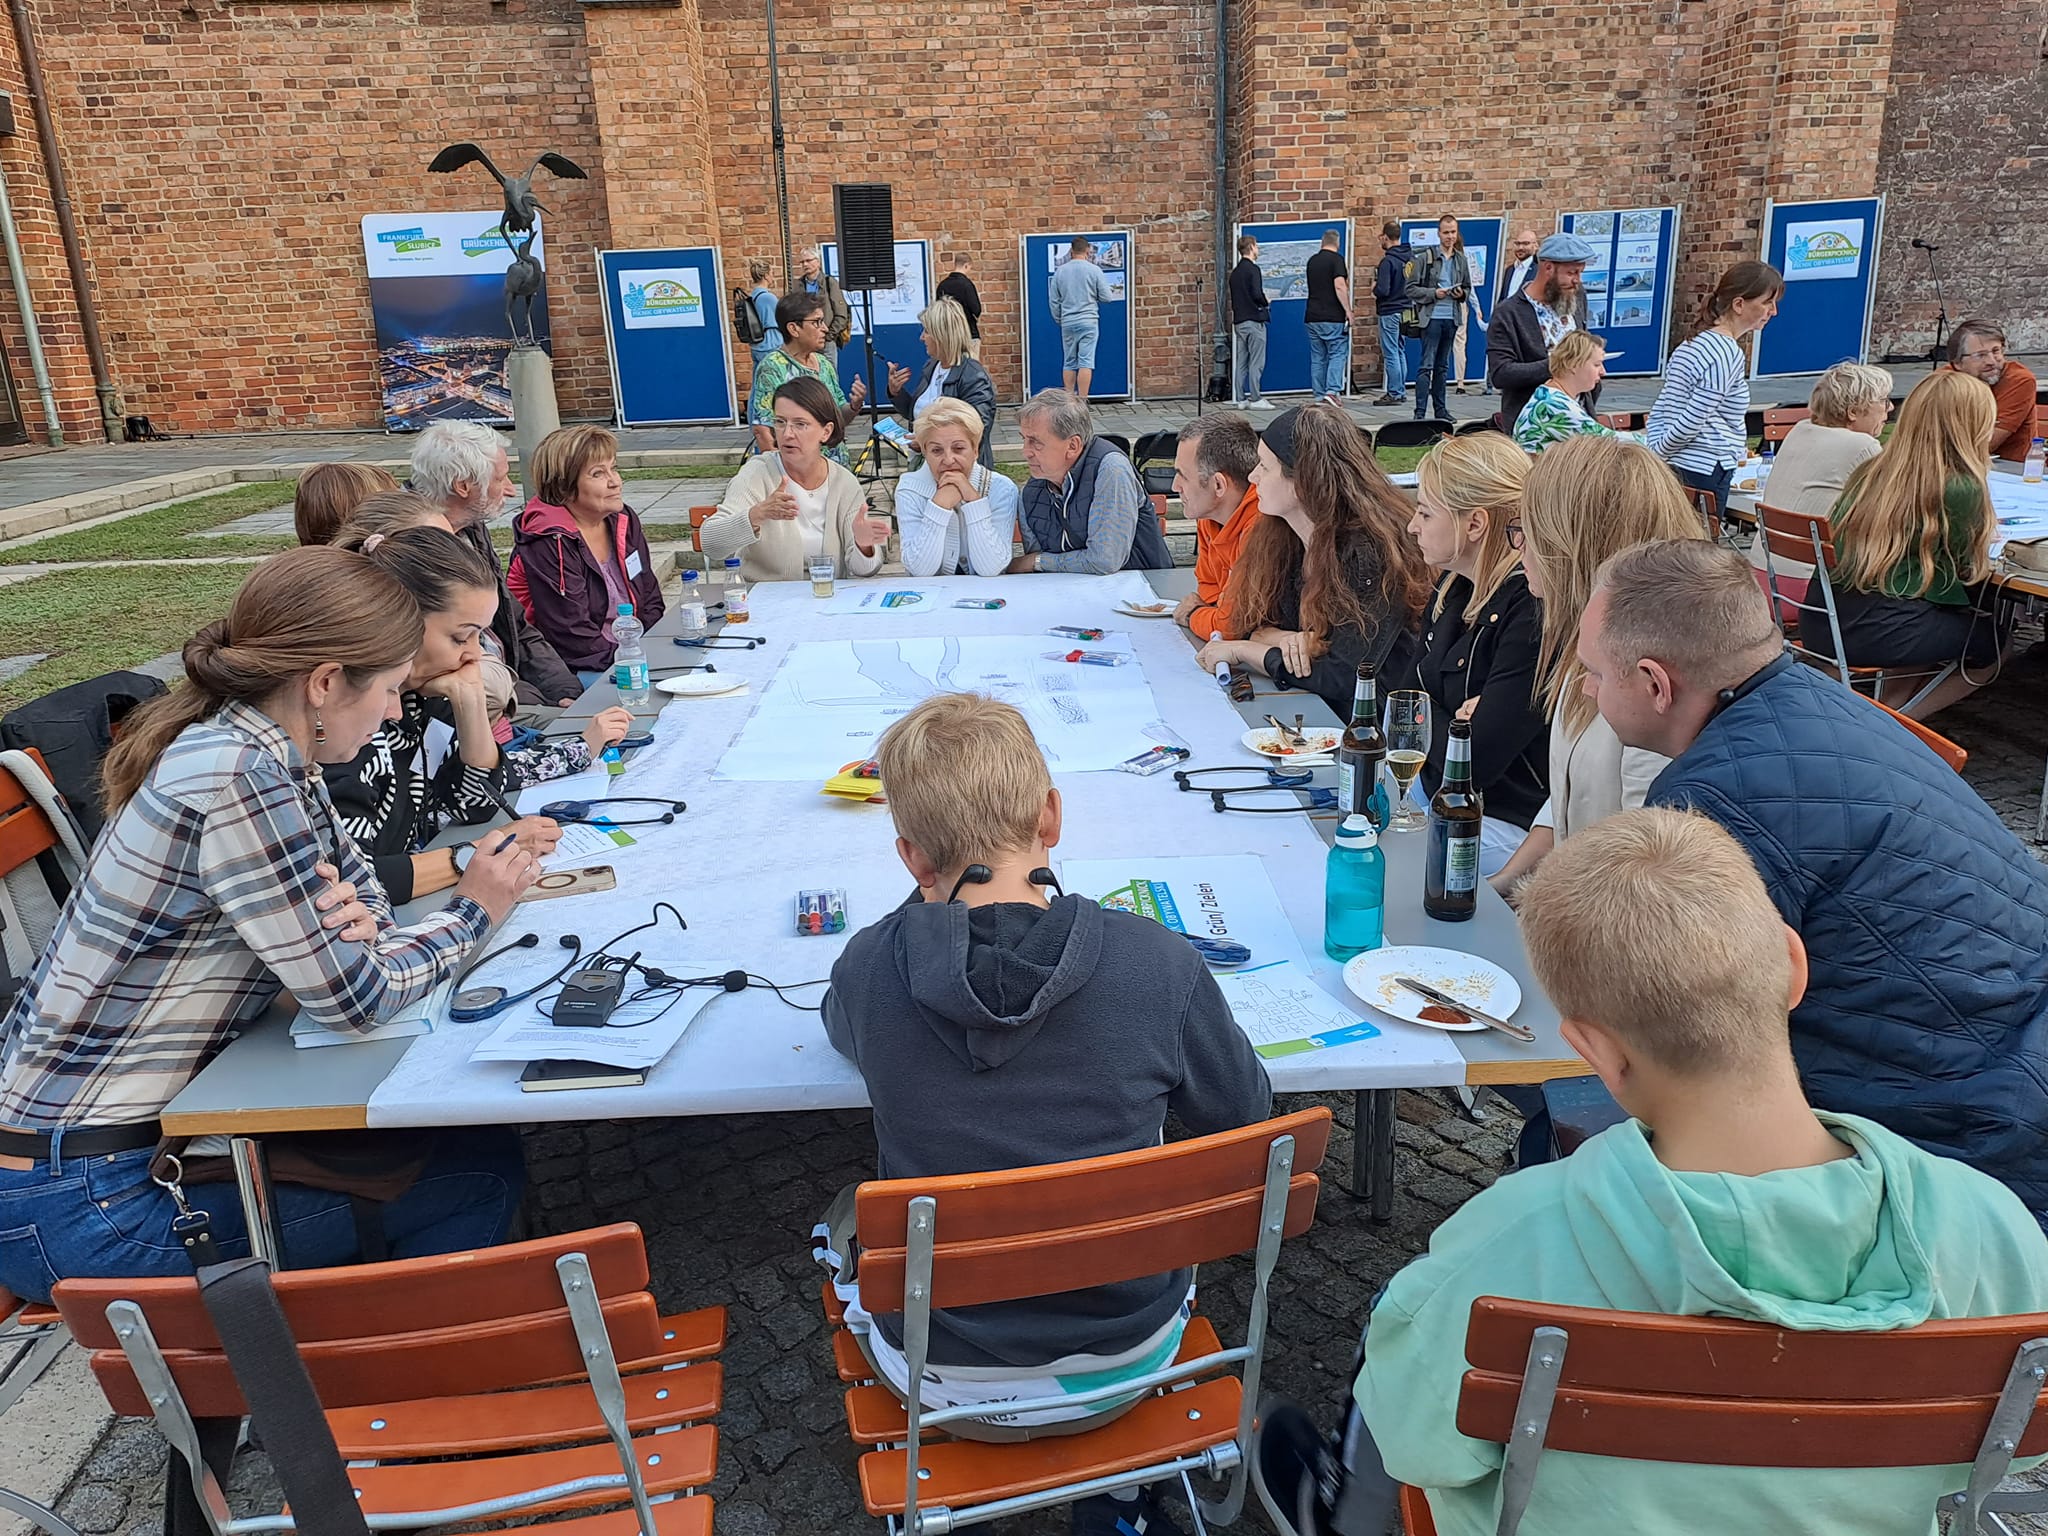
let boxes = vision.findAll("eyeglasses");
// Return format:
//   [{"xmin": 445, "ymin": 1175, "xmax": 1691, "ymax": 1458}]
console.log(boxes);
[
  {"xmin": 771, "ymin": 418, "xmax": 820, "ymax": 434},
  {"xmin": 1505, "ymin": 520, "xmax": 1525, "ymax": 551},
  {"xmin": 1959, "ymin": 346, "xmax": 2006, "ymax": 362}
]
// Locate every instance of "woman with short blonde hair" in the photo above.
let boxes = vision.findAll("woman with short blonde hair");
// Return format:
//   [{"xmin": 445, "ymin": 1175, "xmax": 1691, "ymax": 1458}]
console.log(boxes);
[
  {"xmin": 1405, "ymin": 434, "xmax": 1546, "ymax": 870},
  {"xmin": 1514, "ymin": 331, "xmax": 1639, "ymax": 452},
  {"xmin": 897, "ymin": 397, "xmax": 1020, "ymax": 577},
  {"xmin": 1491, "ymin": 435, "xmax": 1705, "ymax": 894},
  {"xmin": 1810, "ymin": 369, "xmax": 2006, "ymax": 717},
  {"xmin": 887, "ymin": 296, "xmax": 998, "ymax": 469}
]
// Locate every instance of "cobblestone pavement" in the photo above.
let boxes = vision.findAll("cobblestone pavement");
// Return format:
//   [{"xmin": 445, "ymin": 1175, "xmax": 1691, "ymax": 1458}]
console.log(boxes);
[{"xmin": 25, "ymin": 635, "xmax": 2048, "ymax": 1536}]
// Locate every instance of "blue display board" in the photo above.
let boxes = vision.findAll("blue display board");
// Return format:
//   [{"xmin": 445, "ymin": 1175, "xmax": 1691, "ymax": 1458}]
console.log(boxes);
[
  {"xmin": 822, "ymin": 239, "xmax": 933, "ymax": 407},
  {"xmin": 1754, "ymin": 197, "xmax": 1885, "ymax": 378},
  {"xmin": 1399, "ymin": 217, "xmax": 1504, "ymax": 389},
  {"xmin": 1556, "ymin": 207, "xmax": 1682, "ymax": 376},
  {"xmin": 595, "ymin": 247, "xmax": 735, "ymax": 427},
  {"xmin": 1020, "ymin": 230, "xmax": 1133, "ymax": 400},
  {"xmin": 1231, "ymin": 220, "xmax": 1350, "ymax": 397}
]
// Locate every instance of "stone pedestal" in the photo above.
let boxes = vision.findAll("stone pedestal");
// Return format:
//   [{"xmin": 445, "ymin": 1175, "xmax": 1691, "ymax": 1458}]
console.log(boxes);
[{"xmin": 506, "ymin": 344, "xmax": 562, "ymax": 504}]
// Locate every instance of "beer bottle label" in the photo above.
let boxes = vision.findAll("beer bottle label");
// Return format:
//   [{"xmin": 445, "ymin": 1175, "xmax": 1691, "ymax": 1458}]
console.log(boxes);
[
  {"xmin": 1337, "ymin": 760, "xmax": 1354, "ymax": 811},
  {"xmin": 1445, "ymin": 836, "xmax": 1479, "ymax": 894}
]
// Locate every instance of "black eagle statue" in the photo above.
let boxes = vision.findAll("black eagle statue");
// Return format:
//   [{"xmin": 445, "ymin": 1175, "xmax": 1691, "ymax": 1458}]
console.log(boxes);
[{"xmin": 427, "ymin": 143, "xmax": 588, "ymax": 346}]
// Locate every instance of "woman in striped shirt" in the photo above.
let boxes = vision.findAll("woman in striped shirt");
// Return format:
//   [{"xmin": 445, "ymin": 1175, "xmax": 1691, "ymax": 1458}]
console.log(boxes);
[
  {"xmin": 1647, "ymin": 262, "xmax": 1784, "ymax": 517},
  {"xmin": 0, "ymin": 548, "xmax": 537, "ymax": 1300}
]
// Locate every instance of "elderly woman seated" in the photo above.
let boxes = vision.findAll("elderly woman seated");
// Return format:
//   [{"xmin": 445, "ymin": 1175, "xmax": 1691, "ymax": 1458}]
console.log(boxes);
[
  {"xmin": 895, "ymin": 399, "xmax": 1021, "ymax": 577},
  {"xmin": 1747, "ymin": 360, "xmax": 1894, "ymax": 602},
  {"xmin": 1513, "ymin": 331, "xmax": 1640, "ymax": 452}
]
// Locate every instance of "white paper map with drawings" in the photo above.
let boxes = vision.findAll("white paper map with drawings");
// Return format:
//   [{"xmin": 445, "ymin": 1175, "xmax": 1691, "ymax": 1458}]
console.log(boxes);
[{"xmin": 715, "ymin": 635, "xmax": 1163, "ymax": 780}]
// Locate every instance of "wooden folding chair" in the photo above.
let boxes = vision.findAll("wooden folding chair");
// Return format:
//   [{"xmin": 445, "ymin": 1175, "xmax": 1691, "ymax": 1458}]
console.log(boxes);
[
  {"xmin": 1397, "ymin": 1297, "xmax": 2048, "ymax": 1536},
  {"xmin": 687, "ymin": 507, "xmax": 716, "ymax": 553},
  {"xmin": 1151, "ymin": 493, "xmax": 1171, "ymax": 536},
  {"xmin": 821, "ymin": 1107, "xmax": 1331, "ymax": 1535},
  {"xmin": 1762, "ymin": 406, "xmax": 1809, "ymax": 445},
  {"xmin": 54, "ymin": 1223, "xmax": 725, "ymax": 1536},
  {"xmin": 1860, "ymin": 692, "xmax": 1968, "ymax": 773},
  {"xmin": 1754, "ymin": 503, "xmax": 1956, "ymax": 711}
]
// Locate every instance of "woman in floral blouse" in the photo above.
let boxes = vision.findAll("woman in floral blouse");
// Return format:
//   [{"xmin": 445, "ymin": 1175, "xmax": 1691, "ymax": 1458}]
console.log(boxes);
[
  {"xmin": 1513, "ymin": 331, "xmax": 1642, "ymax": 453},
  {"xmin": 750, "ymin": 291, "xmax": 866, "ymax": 466}
]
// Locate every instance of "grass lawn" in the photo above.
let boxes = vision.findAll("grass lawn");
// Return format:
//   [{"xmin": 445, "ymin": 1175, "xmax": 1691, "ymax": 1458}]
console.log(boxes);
[
  {"xmin": 0, "ymin": 563, "xmax": 254, "ymax": 714},
  {"xmin": 0, "ymin": 482, "xmax": 297, "ymax": 566}
]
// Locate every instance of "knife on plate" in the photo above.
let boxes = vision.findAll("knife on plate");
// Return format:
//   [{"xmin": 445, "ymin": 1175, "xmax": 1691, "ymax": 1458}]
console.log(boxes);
[{"xmin": 1392, "ymin": 975, "xmax": 1535, "ymax": 1043}]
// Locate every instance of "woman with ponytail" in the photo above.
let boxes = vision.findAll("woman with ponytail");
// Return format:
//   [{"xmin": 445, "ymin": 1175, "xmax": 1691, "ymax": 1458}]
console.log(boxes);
[
  {"xmin": 1646, "ymin": 260, "xmax": 1784, "ymax": 518},
  {"xmin": 327, "ymin": 526, "xmax": 633, "ymax": 902},
  {"xmin": 1196, "ymin": 403, "xmax": 1430, "ymax": 714},
  {"xmin": 0, "ymin": 548, "xmax": 535, "ymax": 1299}
]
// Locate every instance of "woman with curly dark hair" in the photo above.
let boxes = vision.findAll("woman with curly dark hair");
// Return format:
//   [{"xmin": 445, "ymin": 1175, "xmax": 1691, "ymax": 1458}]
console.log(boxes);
[{"xmin": 1196, "ymin": 403, "xmax": 1431, "ymax": 715}]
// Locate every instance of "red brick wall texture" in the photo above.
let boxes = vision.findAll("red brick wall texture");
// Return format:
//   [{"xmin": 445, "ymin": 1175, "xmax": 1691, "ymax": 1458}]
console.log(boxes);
[{"xmin": 0, "ymin": 0, "xmax": 2023, "ymax": 439}]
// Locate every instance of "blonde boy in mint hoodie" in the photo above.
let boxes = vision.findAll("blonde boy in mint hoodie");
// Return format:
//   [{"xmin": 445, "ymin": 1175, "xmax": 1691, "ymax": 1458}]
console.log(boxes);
[{"xmin": 1275, "ymin": 807, "xmax": 2048, "ymax": 1536}]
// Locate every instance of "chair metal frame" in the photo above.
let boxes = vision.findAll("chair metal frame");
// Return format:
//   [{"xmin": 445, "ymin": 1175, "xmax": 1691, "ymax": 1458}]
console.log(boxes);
[
  {"xmin": 100, "ymin": 1251, "xmax": 671, "ymax": 1536},
  {"xmin": 1753, "ymin": 503, "xmax": 1955, "ymax": 712},
  {"xmin": 877, "ymin": 1127, "xmax": 1305, "ymax": 1536},
  {"xmin": 0, "ymin": 1296, "xmax": 81, "ymax": 1536},
  {"xmin": 1470, "ymin": 1324, "xmax": 2048, "ymax": 1536}
]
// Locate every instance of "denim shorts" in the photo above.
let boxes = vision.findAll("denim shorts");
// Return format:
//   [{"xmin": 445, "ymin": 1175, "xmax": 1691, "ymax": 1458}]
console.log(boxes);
[{"xmin": 1062, "ymin": 322, "xmax": 1101, "ymax": 371}]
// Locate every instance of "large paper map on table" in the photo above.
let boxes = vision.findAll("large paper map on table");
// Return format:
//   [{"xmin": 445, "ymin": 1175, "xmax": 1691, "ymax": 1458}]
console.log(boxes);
[{"xmin": 714, "ymin": 635, "xmax": 1164, "ymax": 780}]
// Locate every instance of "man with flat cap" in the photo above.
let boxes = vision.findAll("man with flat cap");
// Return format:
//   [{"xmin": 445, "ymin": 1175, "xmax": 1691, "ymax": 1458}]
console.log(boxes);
[{"xmin": 1488, "ymin": 230, "xmax": 1600, "ymax": 432}]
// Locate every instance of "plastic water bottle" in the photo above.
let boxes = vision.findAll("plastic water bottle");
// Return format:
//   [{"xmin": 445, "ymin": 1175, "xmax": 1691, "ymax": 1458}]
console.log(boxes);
[
  {"xmin": 722, "ymin": 556, "xmax": 751, "ymax": 622},
  {"xmin": 677, "ymin": 568, "xmax": 707, "ymax": 641},
  {"xmin": 612, "ymin": 603, "xmax": 650, "ymax": 706},
  {"xmin": 2026, "ymin": 438, "xmax": 2045, "ymax": 485},
  {"xmin": 1324, "ymin": 814, "xmax": 1385, "ymax": 961},
  {"xmin": 1754, "ymin": 444, "xmax": 1775, "ymax": 500}
]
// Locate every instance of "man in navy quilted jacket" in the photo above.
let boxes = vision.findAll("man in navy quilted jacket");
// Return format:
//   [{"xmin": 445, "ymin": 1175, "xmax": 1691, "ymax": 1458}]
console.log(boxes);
[{"xmin": 1577, "ymin": 538, "xmax": 2048, "ymax": 1224}]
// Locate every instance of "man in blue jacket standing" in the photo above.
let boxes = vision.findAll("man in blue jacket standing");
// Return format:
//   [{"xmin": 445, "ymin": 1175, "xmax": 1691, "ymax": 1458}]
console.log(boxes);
[
  {"xmin": 1371, "ymin": 220, "xmax": 1412, "ymax": 406},
  {"xmin": 1578, "ymin": 538, "xmax": 2048, "ymax": 1223}
]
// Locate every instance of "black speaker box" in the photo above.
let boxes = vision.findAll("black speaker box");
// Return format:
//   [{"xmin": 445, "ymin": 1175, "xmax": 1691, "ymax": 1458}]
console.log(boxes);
[{"xmin": 833, "ymin": 184, "xmax": 896, "ymax": 290}]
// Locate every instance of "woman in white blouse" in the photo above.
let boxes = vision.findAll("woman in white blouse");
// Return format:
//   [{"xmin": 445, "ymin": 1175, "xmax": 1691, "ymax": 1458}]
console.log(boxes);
[
  {"xmin": 702, "ymin": 375, "xmax": 891, "ymax": 584},
  {"xmin": 895, "ymin": 399, "xmax": 1020, "ymax": 578}
]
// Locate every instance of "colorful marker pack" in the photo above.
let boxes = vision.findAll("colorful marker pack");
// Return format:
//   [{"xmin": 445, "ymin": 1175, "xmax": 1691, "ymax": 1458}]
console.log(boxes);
[{"xmin": 796, "ymin": 889, "xmax": 848, "ymax": 936}]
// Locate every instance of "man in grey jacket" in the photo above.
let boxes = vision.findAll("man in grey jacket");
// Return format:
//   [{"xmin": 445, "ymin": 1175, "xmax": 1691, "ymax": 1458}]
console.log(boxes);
[
  {"xmin": 1050, "ymin": 237, "xmax": 1115, "ymax": 399},
  {"xmin": 821, "ymin": 691, "xmax": 1270, "ymax": 1533}
]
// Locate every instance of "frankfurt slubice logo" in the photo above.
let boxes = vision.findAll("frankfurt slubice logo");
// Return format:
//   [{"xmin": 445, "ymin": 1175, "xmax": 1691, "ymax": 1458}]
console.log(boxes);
[
  {"xmin": 376, "ymin": 226, "xmax": 441, "ymax": 255},
  {"xmin": 1789, "ymin": 229, "xmax": 1858, "ymax": 271}
]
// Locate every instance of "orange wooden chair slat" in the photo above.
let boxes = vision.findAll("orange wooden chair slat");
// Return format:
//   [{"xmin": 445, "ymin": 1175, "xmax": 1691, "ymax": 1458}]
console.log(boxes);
[
  {"xmin": 832, "ymin": 1327, "xmax": 871, "ymax": 1384},
  {"xmin": 0, "ymin": 747, "xmax": 62, "ymax": 883},
  {"xmin": 842, "ymin": 1317, "xmax": 1226, "ymax": 1444},
  {"xmin": 1400, "ymin": 1483, "xmax": 1439, "ymax": 1536},
  {"xmin": 1762, "ymin": 406, "xmax": 1808, "ymax": 444},
  {"xmin": 858, "ymin": 1376, "xmax": 1241, "ymax": 1514},
  {"xmin": 1151, "ymin": 493, "xmax": 1170, "ymax": 535},
  {"xmin": 688, "ymin": 506, "xmax": 717, "ymax": 551},
  {"xmin": 343, "ymin": 1424, "xmax": 717, "ymax": 1518},
  {"xmin": 509, "ymin": 1495, "xmax": 714, "ymax": 1536},
  {"xmin": 329, "ymin": 1360, "xmax": 724, "ymax": 1458},
  {"xmin": 1864, "ymin": 695, "xmax": 1966, "ymax": 772}
]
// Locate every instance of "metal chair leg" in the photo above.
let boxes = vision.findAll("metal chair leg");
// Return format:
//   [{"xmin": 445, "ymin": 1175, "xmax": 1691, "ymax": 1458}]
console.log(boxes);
[
  {"xmin": 0, "ymin": 1489, "xmax": 84, "ymax": 1536},
  {"xmin": 1348, "ymin": 1090, "xmax": 1398, "ymax": 1223}
]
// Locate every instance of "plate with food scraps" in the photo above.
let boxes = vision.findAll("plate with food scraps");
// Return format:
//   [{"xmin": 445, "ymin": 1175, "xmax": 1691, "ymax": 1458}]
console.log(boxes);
[
  {"xmin": 1115, "ymin": 599, "xmax": 1178, "ymax": 619},
  {"xmin": 656, "ymin": 674, "xmax": 750, "ymax": 698},
  {"xmin": 1240, "ymin": 725, "xmax": 1340, "ymax": 760},
  {"xmin": 1341, "ymin": 945, "xmax": 1522, "ymax": 1032}
]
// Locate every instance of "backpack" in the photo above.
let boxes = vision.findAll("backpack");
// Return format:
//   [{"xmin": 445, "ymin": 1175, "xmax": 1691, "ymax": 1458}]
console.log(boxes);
[
  {"xmin": 732, "ymin": 286, "xmax": 767, "ymax": 345},
  {"xmin": 0, "ymin": 669, "xmax": 168, "ymax": 843},
  {"xmin": 1398, "ymin": 254, "xmax": 1430, "ymax": 340}
]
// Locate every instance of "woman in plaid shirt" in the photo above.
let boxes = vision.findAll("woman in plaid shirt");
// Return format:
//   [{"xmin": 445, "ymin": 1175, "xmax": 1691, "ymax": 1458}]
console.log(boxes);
[{"xmin": 0, "ymin": 548, "xmax": 539, "ymax": 1300}]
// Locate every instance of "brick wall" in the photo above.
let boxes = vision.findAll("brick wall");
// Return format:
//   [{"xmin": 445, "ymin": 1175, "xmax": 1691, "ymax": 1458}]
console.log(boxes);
[
  {"xmin": 0, "ymin": 0, "xmax": 2036, "ymax": 439},
  {"xmin": 1870, "ymin": 0, "xmax": 2048, "ymax": 356}
]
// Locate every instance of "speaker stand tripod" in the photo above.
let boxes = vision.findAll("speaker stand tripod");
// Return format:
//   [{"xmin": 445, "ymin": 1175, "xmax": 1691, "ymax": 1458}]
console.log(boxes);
[{"xmin": 851, "ymin": 288, "xmax": 893, "ymax": 490}]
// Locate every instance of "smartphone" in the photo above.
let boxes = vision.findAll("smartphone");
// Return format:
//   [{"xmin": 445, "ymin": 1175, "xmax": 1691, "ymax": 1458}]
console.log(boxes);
[
  {"xmin": 519, "ymin": 864, "xmax": 618, "ymax": 903},
  {"xmin": 620, "ymin": 732, "xmax": 655, "ymax": 750}
]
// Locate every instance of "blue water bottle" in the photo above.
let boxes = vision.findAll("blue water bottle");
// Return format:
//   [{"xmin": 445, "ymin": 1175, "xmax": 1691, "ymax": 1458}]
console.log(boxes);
[{"xmin": 1325, "ymin": 813, "xmax": 1385, "ymax": 961}]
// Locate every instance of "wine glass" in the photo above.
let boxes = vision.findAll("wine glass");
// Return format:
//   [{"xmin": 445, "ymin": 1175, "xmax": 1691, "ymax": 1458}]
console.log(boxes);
[{"xmin": 1383, "ymin": 691, "xmax": 1432, "ymax": 833}]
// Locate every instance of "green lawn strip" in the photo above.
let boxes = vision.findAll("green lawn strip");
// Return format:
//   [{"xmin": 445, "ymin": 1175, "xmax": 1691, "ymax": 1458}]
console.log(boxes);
[
  {"xmin": 0, "ymin": 482, "xmax": 297, "ymax": 566},
  {"xmin": 0, "ymin": 563, "xmax": 253, "ymax": 714}
]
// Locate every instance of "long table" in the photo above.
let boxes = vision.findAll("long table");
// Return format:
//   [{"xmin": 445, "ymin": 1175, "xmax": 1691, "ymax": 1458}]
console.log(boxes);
[{"xmin": 165, "ymin": 570, "xmax": 1582, "ymax": 1234}]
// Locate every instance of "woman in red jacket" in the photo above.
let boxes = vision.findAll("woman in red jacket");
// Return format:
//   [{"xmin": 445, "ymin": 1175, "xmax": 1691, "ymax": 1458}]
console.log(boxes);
[{"xmin": 508, "ymin": 426, "xmax": 666, "ymax": 678}]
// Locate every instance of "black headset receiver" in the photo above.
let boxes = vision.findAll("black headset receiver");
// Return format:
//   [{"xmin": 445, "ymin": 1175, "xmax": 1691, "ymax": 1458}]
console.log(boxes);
[
  {"xmin": 450, "ymin": 932, "xmax": 585, "ymax": 1021},
  {"xmin": 536, "ymin": 796, "xmax": 688, "ymax": 828},
  {"xmin": 945, "ymin": 865, "xmax": 1067, "ymax": 902}
]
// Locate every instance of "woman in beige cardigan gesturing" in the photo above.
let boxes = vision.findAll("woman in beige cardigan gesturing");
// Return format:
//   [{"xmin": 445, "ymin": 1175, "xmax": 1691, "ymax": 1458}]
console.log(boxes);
[{"xmin": 702, "ymin": 376, "xmax": 890, "ymax": 584}]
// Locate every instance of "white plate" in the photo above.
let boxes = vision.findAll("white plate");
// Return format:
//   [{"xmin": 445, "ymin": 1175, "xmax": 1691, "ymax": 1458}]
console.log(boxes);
[
  {"xmin": 656, "ymin": 674, "xmax": 750, "ymax": 698},
  {"xmin": 1115, "ymin": 600, "xmax": 1178, "ymax": 619},
  {"xmin": 1240, "ymin": 725, "xmax": 1340, "ymax": 761},
  {"xmin": 1342, "ymin": 945, "xmax": 1522, "ymax": 1032}
]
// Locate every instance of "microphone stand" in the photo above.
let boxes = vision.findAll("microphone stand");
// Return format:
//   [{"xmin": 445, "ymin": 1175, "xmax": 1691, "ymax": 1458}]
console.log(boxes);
[{"xmin": 1920, "ymin": 242, "xmax": 1949, "ymax": 364}]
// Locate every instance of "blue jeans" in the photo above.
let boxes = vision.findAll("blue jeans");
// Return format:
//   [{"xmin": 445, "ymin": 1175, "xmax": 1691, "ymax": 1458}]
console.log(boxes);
[
  {"xmin": 0, "ymin": 1128, "xmax": 524, "ymax": 1303},
  {"xmin": 1307, "ymin": 321, "xmax": 1350, "ymax": 398},
  {"xmin": 1416, "ymin": 316, "xmax": 1457, "ymax": 419},
  {"xmin": 1377, "ymin": 314, "xmax": 1406, "ymax": 399}
]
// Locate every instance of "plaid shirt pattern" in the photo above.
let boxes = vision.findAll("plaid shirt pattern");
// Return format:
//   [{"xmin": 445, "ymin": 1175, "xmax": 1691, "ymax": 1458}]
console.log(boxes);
[{"xmin": 0, "ymin": 701, "xmax": 489, "ymax": 1130}]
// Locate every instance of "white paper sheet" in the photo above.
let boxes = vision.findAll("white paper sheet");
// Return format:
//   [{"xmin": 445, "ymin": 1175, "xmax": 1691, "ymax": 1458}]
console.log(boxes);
[
  {"xmin": 543, "ymin": 819, "xmax": 638, "ymax": 870},
  {"xmin": 715, "ymin": 633, "xmax": 1164, "ymax": 781},
  {"xmin": 470, "ymin": 987, "xmax": 718, "ymax": 1068},
  {"xmin": 1214, "ymin": 962, "xmax": 1382, "ymax": 1059}
]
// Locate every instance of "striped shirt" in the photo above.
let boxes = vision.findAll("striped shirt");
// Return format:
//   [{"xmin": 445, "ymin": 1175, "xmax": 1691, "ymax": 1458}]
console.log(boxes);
[
  {"xmin": 0, "ymin": 702, "xmax": 488, "ymax": 1129},
  {"xmin": 1647, "ymin": 329, "xmax": 1750, "ymax": 473}
]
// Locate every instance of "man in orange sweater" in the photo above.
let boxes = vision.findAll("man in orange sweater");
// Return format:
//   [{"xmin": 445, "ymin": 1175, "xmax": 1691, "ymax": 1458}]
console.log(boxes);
[
  {"xmin": 1947, "ymin": 317, "xmax": 2040, "ymax": 463},
  {"xmin": 1171, "ymin": 413, "xmax": 1263, "ymax": 639}
]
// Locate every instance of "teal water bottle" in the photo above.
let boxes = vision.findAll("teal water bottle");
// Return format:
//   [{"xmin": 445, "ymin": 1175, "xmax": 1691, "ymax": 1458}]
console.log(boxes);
[{"xmin": 1324, "ymin": 813, "xmax": 1386, "ymax": 961}]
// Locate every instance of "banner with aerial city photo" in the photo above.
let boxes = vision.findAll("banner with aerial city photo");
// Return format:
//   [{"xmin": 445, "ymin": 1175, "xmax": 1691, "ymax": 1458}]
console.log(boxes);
[{"xmin": 359, "ymin": 210, "xmax": 551, "ymax": 431}]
